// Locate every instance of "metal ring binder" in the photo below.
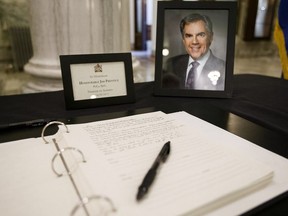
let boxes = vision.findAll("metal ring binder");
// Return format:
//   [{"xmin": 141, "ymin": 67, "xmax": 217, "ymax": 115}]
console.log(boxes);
[
  {"xmin": 71, "ymin": 195, "xmax": 117, "ymax": 216},
  {"xmin": 41, "ymin": 121, "xmax": 117, "ymax": 216},
  {"xmin": 51, "ymin": 147, "xmax": 87, "ymax": 177},
  {"xmin": 41, "ymin": 121, "xmax": 69, "ymax": 144}
]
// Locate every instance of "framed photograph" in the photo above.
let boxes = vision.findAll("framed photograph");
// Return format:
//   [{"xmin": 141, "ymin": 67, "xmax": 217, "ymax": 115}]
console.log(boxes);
[
  {"xmin": 60, "ymin": 53, "xmax": 135, "ymax": 109},
  {"xmin": 154, "ymin": 1, "xmax": 237, "ymax": 98}
]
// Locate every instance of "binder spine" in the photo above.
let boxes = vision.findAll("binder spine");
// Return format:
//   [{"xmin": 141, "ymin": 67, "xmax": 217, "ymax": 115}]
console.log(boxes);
[{"xmin": 41, "ymin": 121, "xmax": 116, "ymax": 216}]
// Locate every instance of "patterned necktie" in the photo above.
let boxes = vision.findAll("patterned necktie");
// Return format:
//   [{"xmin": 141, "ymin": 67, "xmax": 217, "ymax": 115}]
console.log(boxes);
[{"xmin": 185, "ymin": 61, "xmax": 199, "ymax": 89}]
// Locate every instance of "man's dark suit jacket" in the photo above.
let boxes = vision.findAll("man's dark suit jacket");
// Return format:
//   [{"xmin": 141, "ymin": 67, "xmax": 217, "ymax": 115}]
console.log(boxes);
[{"xmin": 162, "ymin": 51, "xmax": 226, "ymax": 90}]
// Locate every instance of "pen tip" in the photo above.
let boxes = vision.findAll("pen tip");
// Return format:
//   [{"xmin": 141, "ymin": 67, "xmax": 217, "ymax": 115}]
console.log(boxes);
[
  {"xmin": 136, "ymin": 195, "xmax": 141, "ymax": 201},
  {"xmin": 136, "ymin": 192, "xmax": 144, "ymax": 201},
  {"xmin": 136, "ymin": 188, "xmax": 146, "ymax": 201}
]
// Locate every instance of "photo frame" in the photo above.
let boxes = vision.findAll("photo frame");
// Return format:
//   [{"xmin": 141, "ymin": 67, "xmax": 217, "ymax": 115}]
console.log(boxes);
[
  {"xmin": 60, "ymin": 53, "xmax": 135, "ymax": 109},
  {"xmin": 154, "ymin": 1, "xmax": 237, "ymax": 98}
]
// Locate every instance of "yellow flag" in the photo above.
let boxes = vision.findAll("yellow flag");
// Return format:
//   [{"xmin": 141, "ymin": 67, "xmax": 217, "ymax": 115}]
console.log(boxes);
[{"xmin": 274, "ymin": 20, "xmax": 288, "ymax": 79}]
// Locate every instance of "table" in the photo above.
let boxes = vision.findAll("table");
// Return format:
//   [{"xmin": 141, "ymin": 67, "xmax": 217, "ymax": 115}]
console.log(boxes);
[{"xmin": 1, "ymin": 74, "xmax": 288, "ymax": 215}]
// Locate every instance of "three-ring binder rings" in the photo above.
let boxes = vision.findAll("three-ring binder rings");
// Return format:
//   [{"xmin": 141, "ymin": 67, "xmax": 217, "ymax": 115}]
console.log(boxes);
[
  {"xmin": 41, "ymin": 121, "xmax": 116, "ymax": 216},
  {"xmin": 3, "ymin": 111, "xmax": 288, "ymax": 216}
]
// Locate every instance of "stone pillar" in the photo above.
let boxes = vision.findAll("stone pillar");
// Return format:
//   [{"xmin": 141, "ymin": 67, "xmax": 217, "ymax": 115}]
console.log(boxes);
[{"xmin": 23, "ymin": 0, "xmax": 131, "ymax": 93}]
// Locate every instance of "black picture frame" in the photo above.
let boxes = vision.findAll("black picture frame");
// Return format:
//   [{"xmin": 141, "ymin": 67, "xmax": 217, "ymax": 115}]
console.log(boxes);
[
  {"xmin": 60, "ymin": 53, "xmax": 135, "ymax": 109},
  {"xmin": 154, "ymin": 1, "xmax": 237, "ymax": 98}
]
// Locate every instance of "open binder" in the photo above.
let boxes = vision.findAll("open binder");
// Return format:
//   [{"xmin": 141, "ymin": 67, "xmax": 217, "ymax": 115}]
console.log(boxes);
[
  {"xmin": 38, "ymin": 112, "xmax": 275, "ymax": 216},
  {"xmin": 2, "ymin": 111, "xmax": 287, "ymax": 216}
]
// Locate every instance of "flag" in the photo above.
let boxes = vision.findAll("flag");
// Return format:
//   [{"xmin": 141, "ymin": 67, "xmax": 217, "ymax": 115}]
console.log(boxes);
[{"xmin": 274, "ymin": 0, "xmax": 288, "ymax": 79}]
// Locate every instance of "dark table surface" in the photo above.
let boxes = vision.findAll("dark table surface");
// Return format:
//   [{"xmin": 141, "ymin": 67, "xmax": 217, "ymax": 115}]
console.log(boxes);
[{"xmin": 0, "ymin": 74, "xmax": 288, "ymax": 215}]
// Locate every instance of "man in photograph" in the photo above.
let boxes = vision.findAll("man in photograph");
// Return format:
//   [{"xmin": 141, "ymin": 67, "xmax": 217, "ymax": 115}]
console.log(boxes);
[{"xmin": 162, "ymin": 13, "xmax": 225, "ymax": 90}]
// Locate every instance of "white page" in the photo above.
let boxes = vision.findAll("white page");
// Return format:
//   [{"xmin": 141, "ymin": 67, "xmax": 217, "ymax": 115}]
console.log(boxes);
[
  {"xmin": 172, "ymin": 111, "xmax": 288, "ymax": 216},
  {"xmin": 0, "ymin": 137, "xmax": 83, "ymax": 216},
  {"xmin": 62, "ymin": 111, "xmax": 275, "ymax": 216}
]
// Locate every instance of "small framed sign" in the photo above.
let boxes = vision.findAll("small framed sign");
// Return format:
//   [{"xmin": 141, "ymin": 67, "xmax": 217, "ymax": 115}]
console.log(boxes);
[
  {"xmin": 154, "ymin": 1, "xmax": 237, "ymax": 98},
  {"xmin": 60, "ymin": 53, "xmax": 135, "ymax": 109}
]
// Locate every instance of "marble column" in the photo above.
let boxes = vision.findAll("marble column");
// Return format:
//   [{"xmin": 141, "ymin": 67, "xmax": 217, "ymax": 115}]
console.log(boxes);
[{"xmin": 23, "ymin": 0, "xmax": 131, "ymax": 93}]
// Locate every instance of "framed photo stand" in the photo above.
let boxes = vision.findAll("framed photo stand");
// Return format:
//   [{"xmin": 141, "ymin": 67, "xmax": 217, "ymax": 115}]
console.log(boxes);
[
  {"xmin": 60, "ymin": 53, "xmax": 135, "ymax": 109},
  {"xmin": 154, "ymin": 1, "xmax": 237, "ymax": 98}
]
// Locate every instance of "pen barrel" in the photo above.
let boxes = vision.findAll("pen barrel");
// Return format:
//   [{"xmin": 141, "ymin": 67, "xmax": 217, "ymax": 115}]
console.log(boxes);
[
  {"xmin": 137, "ymin": 167, "xmax": 158, "ymax": 200},
  {"xmin": 140, "ymin": 168, "xmax": 157, "ymax": 190}
]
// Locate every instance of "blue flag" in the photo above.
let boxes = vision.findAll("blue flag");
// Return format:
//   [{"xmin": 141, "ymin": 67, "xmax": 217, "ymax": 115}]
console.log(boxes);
[{"xmin": 278, "ymin": 0, "xmax": 288, "ymax": 52}]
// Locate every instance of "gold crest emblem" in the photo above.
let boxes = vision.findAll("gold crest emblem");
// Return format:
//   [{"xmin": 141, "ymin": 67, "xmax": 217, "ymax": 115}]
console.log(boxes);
[{"xmin": 94, "ymin": 64, "xmax": 102, "ymax": 72}]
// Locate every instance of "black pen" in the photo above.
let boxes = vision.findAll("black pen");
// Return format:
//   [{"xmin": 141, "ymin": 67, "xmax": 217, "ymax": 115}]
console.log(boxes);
[
  {"xmin": 136, "ymin": 141, "xmax": 171, "ymax": 201},
  {"xmin": 0, "ymin": 118, "xmax": 54, "ymax": 130}
]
